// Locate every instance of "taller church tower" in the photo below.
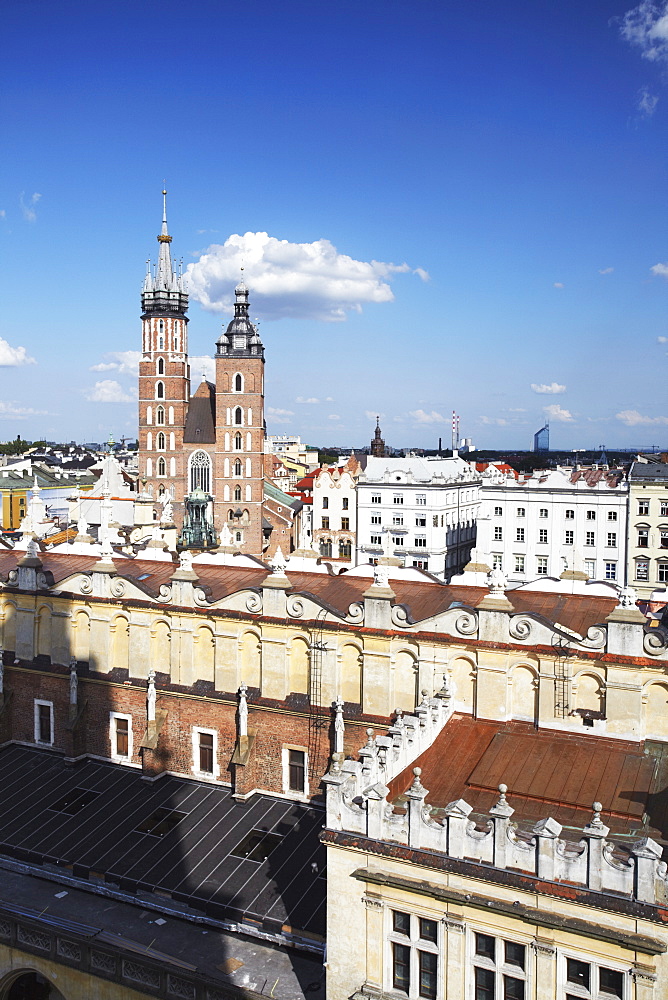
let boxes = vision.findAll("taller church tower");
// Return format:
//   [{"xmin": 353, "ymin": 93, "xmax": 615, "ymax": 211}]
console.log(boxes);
[
  {"xmin": 213, "ymin": 280, "xmax": 265, "ymax": 554},
  {"xmin": 137, "ymin": 192, "xmax": 190, "ymax": 508}
]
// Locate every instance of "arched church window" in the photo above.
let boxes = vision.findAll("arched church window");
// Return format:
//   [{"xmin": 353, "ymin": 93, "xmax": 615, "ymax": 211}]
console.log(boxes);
[
  {"xmin": 157, "ymin": 432, "xmax": 165, "ymax": 451},
  {"xmin": 189, "ymin": 450, "xmax": 211, "ymax": 493},
  {"xmin": 158, "ymin": 357, "xmax": 164, "ymax": 374},
  {"xmin": 235, "ymin": 531, "xmax": 242, "ymax": 542},
  {"xmin": 159, "ymin": 320, "xmax": 164, "ymax": 332},
  {"xmin": 234, "ymin": 485, "xmax": 242, "ymax": 501},
  {"xmin": 234, "ymin": 373, "xmax": 243, "ymax": 392},
  {"xmin": 157, "ymin": 457, "xmax": 166, "ymax": 477},
  {"xmin": 156, "ymin": 406, "xmax": 165, "ymax": 425},
  {"xmin": 234, "ymin": 459, "xmax": 242, "ymax": 476},
  {"xmin": 234, "ymin": 407, "xmax": 243, "ymax": 426},
  {"xmin": 234, "ymin": 433, "xmax": 242, "ymax": 451},
  {"xmin": 156, "ymin": 381, "xmax": 164, "ymax": 399},
  {"xmin": 159, "ymin": 337, "xmax": 164, "ymax": 349}
]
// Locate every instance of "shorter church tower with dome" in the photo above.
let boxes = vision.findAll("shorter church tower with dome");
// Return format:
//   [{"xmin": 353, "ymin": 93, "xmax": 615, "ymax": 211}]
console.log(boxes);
[{"xmin": 137, "ymin": 195, "xmax": 266, "ymax": 554}]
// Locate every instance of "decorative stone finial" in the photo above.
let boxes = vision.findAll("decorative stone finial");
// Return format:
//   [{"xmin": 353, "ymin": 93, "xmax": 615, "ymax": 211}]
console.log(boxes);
[
  {"xmin": 487, "ymin": 567, "xmax": 507, "ymax": 596},
  {"xmin": 330, "ymin": 751, "xmax": 343, "ymax": 774},
  {"xmin": 238, "ymin": 682, "xmax": 248, "ymax": 738},
  {"xmin": 373, "ymin": 564, "xmax": 390, "ymax": 589},
  {"xmin": 179, "ymin": 550, "xmax": 193, "ymax": 573},
  {"xmin": 411, "ymin": 766, "xmax": 423, "ymax": 790},
  {"xmin": 365, "ymin": 727, "xmax": 375, "ymax": 748},
  {"xmin": 617, "ymin": 585, "xmax": 637, "ymax": 610},
  {"xmin": 591, "ymin": 801, "xmax": 604, "ymax": 827},
  {"xmin": 271, "ymin": 546, "xmax": 288, "ymax": 576},
  {"xmin": 497, "ymin": 783, "xmax": 508, "ymax": 807},
  {"xmin": 147, "ymin": 669, "xmax": 156, "ymax": 723},
  {"xmin": 334, "ymin": 695, "xmax": 345, "ymax": 754}
]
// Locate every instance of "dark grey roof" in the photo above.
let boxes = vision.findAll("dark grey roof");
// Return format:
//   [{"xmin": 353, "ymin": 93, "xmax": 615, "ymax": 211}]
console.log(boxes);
[
  {"xmin": 0, "ymin": 745, "xmax": 325, "ymax": 943},
  {"xmin": 630, "ymin": 460, "xmax": 668, "ymax": 482},
  {"xmin": 183, "ymin": 382, "xmax": 216, "ymax": 444}
]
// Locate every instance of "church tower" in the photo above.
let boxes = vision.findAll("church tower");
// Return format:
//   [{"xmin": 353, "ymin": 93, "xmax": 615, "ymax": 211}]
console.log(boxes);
[
  {"xmin": 370, "ymin": 416, "xmax": 386, "ymax": 457},
  {"xmin": 138, "ymin": 192, "xmax": 190, "ymax": 509},
  {"xmin": 214, "ymin": 280, "xmax": 265, "ymax": 554}
]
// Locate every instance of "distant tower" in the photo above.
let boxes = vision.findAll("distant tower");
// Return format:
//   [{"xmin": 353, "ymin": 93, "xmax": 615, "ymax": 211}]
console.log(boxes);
[
  {"xmin": 214, "ymin": 279, "xmax": 265, "ymax": 554},
  {"xmin": 138, "ymin": 191, "xmax": 190, "ymax": 508},
  {"xmin": 370, "ymin": 416, "xmax": 386, "ymax": 457},
  {"xmin": 533, "ymin": 422, "xmax": 550, "ymax": 453}
]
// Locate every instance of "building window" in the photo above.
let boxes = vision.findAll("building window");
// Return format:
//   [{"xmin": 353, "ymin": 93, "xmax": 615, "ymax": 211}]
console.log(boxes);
[
  {"xmin": 539, "ymin": 508, "xmax": 548, "ymax": 518},
  {"xmin": 604, "ymin": 561, "xmax": 617, "ymax": 580},
  {"xmin": 371, "ymin": 534, "xmax": 382, "ymax": 545},
  {"xmin": 322, "ymin": 497, "xmax": 329, "ymax": 510},
  {"xmin": 156, "ymin": 405, "xmax": 165, "ymax": 425},
  {"xmin": 416, "ymin": 494, "xmax": 426, "ymax": 506},
  {"xmin": 192, "ymin": 728, "xmax": 216, "ymax": 776},
  {"xmin": 659, "ymin": 563, "xmax": 668, "ymax": 584},
  {"xmin": 157, "ymin": 357, "xmax": 164, "ymax": 374},
  {"xmin": 414, "ymin": 536, "xmax": 427, "ymax": 547},
  {"xmin": 110, "ymin": 713, "xmax": 132, "ymax": 760},
  {"xmin": 660, "ymin": 528, "xmax": 668, "ymax": 549},
  {"xmin": 393, "ymin": 536, "xmax": 404, "ymax": 546},
  {"xmin": 539, "ymin": 529, "xmax": 548, "ymax": 544},
  {"xmin": 537, "ymin": 556, "xmax": 548, "ymax": 575},
  {"xmin": 371, "ymin": 515, "xmax": 381, "ymax": 525},
  {"xmin": 341, "ymin": 517, "xmax": 350, "ymax": 530},
  {"xmin": 393, "ymin": 515, "xmax": 404, "ymax": 526},
  {"xmin": 606, "ymin": 532, "xmax": 617, "ymax": 547},
  {"xmin": 320, "ymin": 539, "xmax": 332, "ymax": 557},
  {"xmin": 339, "ymin": 540, "xmax": 352, "ymax": 559},
  {"xmin": 393, "ymin": 495, "xmax": 404, "ymax": 505},
  {"xmin": 157, "ymin": 432, "xmax": 165, "ymax": 450},
  {"xmin": 565, "ymin": 530, "xmax": 574, "ymax": 545},
  {"xmin": 415, "ymin": 514, "xmax": 426, "ymax": 527},
  {"xmin": 234, "ymin": 486, "xmax": 242, "ymax": 502},
  {"xmin": 637, "ymin": 527, "xmax": 649, "ymax": 548},
  {"xmin": 234, "ymin": 433, "xmax": 242, "ymax": 450},
  {"xmin": 412, "ymin": 560, "xmax": 428, "ymax": 569},
  {"xmin": 389, "ymin": 911, "xmax": 439, "ymax": 1000},
  {"xmin": 321, "ymin": 517, "xmax": 330, "ymax": 529},
  {"xmin": 638, "ymin": 499, "xmax": 650, "ymax": 516},
  {"xmin": 189, "ymin": 450, "xmax": 211, "ymax": 493},
  {"xmin": 564, "ymin": 956, "xmax": 625, "ymax": 999},
  {"xmin": 342, "ymin": 497, "xmax": 349, "ymax": 510},
  {"xmin": 608, "ymin": 511, "xmax": 617, "ymax": 521},
  {"xmin": 565, "ymin": 509, "xmax": 574, "ymax": 520},
  {"xmin": 234, "ymin": 406, "xmax": 243, "ymax": 425},
  {"xmin": 473, "ymin": 933, "xmax": 527, "ymax": 1000},
  {"xmin": 34, "ymin": 700, "xmax": 53, "ymax": 746},
  {"xmin": 492, "ymin": 554, "xmax": 503, "ymax": 570},
  {"xmin": 494, "ymin": 526, "xmax": 503, "ymax": 541},
  {"xmin": 585, "ymin": 531, "xmax": 595, "ymax": 546},
  {"xmin": 515, "ymin": 555, "xmax": 525, "ymax": 573},
  {"xmin": 283, "ymin": 747, "xmax": 308, "ymax": 796},
  {"xmin": 635, "ymin": 559, "xmax": 649, "ymax": 581},
  {"xmin": 585, "ymin": 559, "xmax": 596, "ymax": 578},
  {"xmin": 157, "ymin": 457, "xmax": 166, "ymax": 477},
  {"xmin": 372, "ymin": 494, "xmax": 381, "ymax": 504},
  {"xmin": 156, "ymin": 381, "xmax": 164, "ymax": 399},
  {"xmin": 661, "ymin": 501, "xmax": 668, "ymax": 517},
  {"xmin": 586, "ymin": 510, "xmax": 596, "ymax": 520},
  {"xmin": 494, "ymin": 506, "xmax": 503, "ymax": 516},
  {"xmin": 516, "ymin": 507, "xmax": 525, "ymax": 517},
  {"xmin": 234, "ymin": 373, "xmax": 243, "ymax": 392},
  {"xmin": 516, "ymin": 528, "xmax": 525, "ymax": 542}
]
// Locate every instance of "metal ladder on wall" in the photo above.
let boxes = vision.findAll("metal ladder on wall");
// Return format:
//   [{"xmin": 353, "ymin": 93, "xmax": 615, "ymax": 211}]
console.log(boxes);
[
  {"xmin": 307, "ymin": 608, "xmax": 330, "ymax": 769},
  {"xmin": 553, "ymin": 638, "xmax": 572, "ymax": 719}
]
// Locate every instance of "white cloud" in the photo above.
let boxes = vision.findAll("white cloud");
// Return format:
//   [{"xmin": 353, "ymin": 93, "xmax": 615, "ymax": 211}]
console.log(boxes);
[
  {"xmin": 479, "ymin": 416, "xmax": 508, "ymax": 426},
  {"xmin": 328, "ymin": 414, "xmax": 341, "ymax": 421},
  {"xmin": 616, "ymin": 408, "xmax": 668, "ymax": 426},
  {"xmin": 186, "ymin": 232, "xmax": 426, "ymax": 321},
  {"xmin": 414, "ymin": 267, "xmax": 430, "ymax": 282},
  {"xmin": 638, "ymin": 85, "xmax": 659, "ymax": 115},
  {"xmin": 365, "ymin": 410, "xmax": 383, "ymax": 422},
  {"xmin": 620, "ymin": 0, "xmax": 668, "ymax": 62},
  {"xmin": 658, "ymin": 336, "xmax": 668, "ymax": 343},
  {"xmin": 19, "ymin": 191, "xmax": 41, "ymax": 223},
  {"xmin": 84, "ymin": 380, "xmax": 134, "ymax": 403},
  {"xmin": 409, "ymin": 409, "xmax": 446, "ymax": 424},
  {"xmin": 0, "ymin": 401, "xmax": 47, "ymax": 419},
  {"xmin": 89, "ymin": 350, "xmax": 142, "ymax": 376},
  {"xmin": 0, "ymin": 338, "xmax": 35, "ymax": 366},
  {"xmin": 266, "ymin": 407, "xmax": 294, "ymax": 424},
  {"xmin": 190, "ymin": 356, "xmax": 216, "ymax": 382},
  {"xmin": 531, "ymin": 382, "xmax": 566, "ymax": 395},
  {"xmin": 553, "ymin": 282, "xmax": 564, "ymax": 289},
  {"xmin": 543, "ymin": 404, "xmax": 574, "ymax": 423},
  {"xmin": 598, "ymin": 266, "xmax": 614, "ymax": 274},
  {"xmin": 651, "ymin": 262, "xmax": 668, "ymax": 277},
  {"xmin": 325, "ymin": 396, "xmax": 334, "ymax": 402},
  {"xmin": 0, "ymin": 210, "xmax": 5, "ymax": 219},
  {"xmin": 296, "ymin": 396, "xmax": 320, "ymax": 404},
  {"xmin": 507, "ymin": 407, "xmax": 527, "ymax": 413}
]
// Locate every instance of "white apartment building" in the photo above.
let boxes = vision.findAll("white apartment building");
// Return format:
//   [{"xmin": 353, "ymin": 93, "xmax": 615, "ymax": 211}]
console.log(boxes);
[
  {"xmin": 356, "ymin": 455, "xmax": 480, "ymax": 579},
  {"xmin": 313, "ymin": 459, "xmax": 359, "ymax": 562},
  {"xmin": 476, "ymin": 467, "xmax": 629, "ymax": 586}
]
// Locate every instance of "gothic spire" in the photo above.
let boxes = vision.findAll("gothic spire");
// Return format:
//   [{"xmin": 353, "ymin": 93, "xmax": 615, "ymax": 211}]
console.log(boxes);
[
  {"xmin": 141, "ymin": 190, "xmax": 188, "ymax": 313},
  {"xmin": 155, "ymin": 189, "xmax": 177, "ymax": 292}
]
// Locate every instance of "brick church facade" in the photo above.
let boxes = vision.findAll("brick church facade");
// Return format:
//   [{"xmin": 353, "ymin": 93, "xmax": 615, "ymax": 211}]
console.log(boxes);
[{"xmin": 138, "ymin": 193, "xmax": 266, "ymax": 554}]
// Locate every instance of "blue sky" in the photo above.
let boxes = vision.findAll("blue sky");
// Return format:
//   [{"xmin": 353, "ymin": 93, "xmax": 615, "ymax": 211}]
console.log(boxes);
[{"xmin": 1, "ymin": 0, "xmax": 667, "ymax": 450}]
